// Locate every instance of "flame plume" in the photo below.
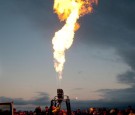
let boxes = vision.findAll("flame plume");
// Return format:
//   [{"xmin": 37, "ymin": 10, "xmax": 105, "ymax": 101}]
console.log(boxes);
[{"xmin": 52, "ymin": 0, "xmax": 98, "ymax": 79}]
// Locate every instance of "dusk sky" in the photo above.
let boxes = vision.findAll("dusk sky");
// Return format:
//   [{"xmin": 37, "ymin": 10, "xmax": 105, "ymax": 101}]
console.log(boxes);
[{"xmin": 0, "ymin": 0, "xmax": 135, "ymax": 109}]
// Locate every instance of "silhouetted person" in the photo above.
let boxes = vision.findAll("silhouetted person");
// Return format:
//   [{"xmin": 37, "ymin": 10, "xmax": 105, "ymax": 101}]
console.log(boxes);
[{"xmin": 35, "ymin": 106, "xmax": 42, "ymax": 115}]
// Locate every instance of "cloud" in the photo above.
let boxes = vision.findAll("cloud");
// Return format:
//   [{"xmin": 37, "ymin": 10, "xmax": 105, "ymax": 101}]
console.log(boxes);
[
  {"xmin": 97, "ymin": 70, "xmax": 135, "ymax": 102},
  {"xmin": 79, "ymin": 0, "xmax": 135, "ymax": 103},
  {"xmin": 0, "ymin": 92, "xmax": 50, "ymax": 106},
  {"xmin": 99, "ymin": 49, "xmax": 135, "ymax": 102},
  {"xmin": 0, "ymin": 0, "xmax": 135, "ymax": 106},
  {"xmin": 117, "ymin": 70, "xmax": 135, "ymax": 86},
  {"xmin": 31, "ymin": 92, "xmax": 50, "ymax": 105},
  {"xmin": 1, "ymin": 92, "xmax": 135, "ymax": 110},
  {"xmin": 0, "ymin": 0, "xmax": 59, "ymax": 36},
  {"xmin": 72, "ymin": 88, "xmax": 84, "ymax": 91},
  {"xmin": 98, "ymin": 86, "xmax": 135, "ymax": 103},
  {"xmin": 117, "ymin": 48, "xmax": 135, "ymax": 70},
  {"xmin": 78, "ymin": 0, "xmax": 135, "ymax": 48}
]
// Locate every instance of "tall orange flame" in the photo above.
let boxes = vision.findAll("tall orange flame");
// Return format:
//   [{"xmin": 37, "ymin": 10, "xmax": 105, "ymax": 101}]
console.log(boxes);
[{"xmin": 52, "ymin": 0, "xmax": 98, "ymax": 79}]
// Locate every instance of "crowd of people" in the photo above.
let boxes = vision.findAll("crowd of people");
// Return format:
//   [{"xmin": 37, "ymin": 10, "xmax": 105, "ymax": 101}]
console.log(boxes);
[{"xmin": 13, "ymin": 106, "xmax": 135, "ymax": 115}]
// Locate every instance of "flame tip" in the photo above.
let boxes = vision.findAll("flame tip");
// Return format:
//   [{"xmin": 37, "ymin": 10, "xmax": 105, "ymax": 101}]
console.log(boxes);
[{"xmin": 52, "ymin": 0, "xmax": 98, "ymax": 79}]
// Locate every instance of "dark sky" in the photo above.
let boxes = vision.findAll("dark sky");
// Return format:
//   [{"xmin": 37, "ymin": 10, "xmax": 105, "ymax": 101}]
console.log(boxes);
[{"xmin": 0, "ymin": 0, "xmax": 135, "ymax": 109}]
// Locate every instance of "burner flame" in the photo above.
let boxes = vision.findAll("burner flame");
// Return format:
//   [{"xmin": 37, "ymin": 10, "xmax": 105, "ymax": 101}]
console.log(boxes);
[{"xmin": 52, "ymin": 0, "xmax": 98, "ymax": 79}]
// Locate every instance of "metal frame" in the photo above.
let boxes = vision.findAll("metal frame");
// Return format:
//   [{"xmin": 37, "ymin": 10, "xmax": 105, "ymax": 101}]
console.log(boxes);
[
  {"xmin": 49, "ymin": 94, "xmax": 71, "ymax": 115},
  {"xmin": 0, "ymin": 102, "xmax": 14, "ymax": 115}
]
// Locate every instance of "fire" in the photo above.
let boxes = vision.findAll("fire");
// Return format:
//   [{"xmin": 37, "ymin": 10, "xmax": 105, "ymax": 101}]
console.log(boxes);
[{"xmin": 52, "ymin": 0, "xmax": 98, "ymax": 79}]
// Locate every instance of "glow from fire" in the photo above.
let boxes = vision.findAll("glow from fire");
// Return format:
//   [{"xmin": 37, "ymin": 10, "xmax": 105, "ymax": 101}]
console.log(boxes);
[{"xmin": 52, "ymin": 0, "xmax": 98, "ymax": 79}]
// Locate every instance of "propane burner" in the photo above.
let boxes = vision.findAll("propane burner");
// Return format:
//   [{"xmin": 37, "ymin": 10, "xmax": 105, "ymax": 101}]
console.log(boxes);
[
  {"xmin": 49, "ymin": 89, "xmax": 71, "ymax": 115},
  {"xmin": 57, "ymin": 89, "xmax": 64, "ymax": 103}
]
